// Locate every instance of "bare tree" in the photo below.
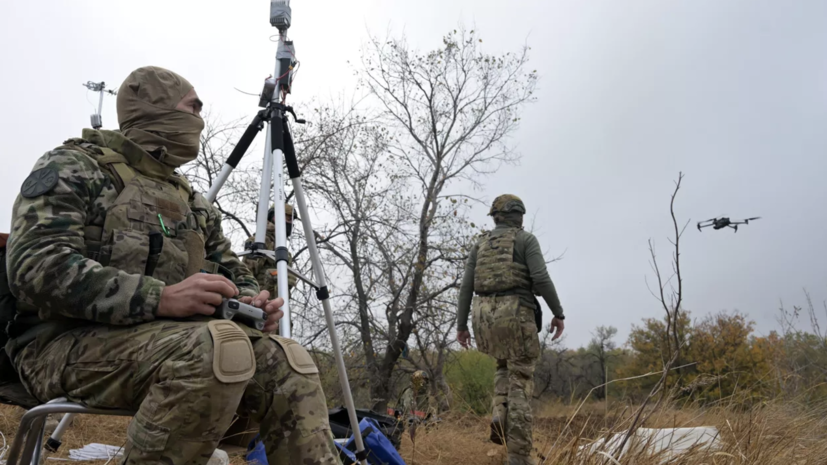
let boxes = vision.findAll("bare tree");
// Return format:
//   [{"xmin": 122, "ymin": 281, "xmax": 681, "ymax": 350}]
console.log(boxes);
[
  {"xmin": 354, "ymin": 25, "xmax": 538, "ymax": 411},
  {"xmin": 299, "ymin": 101, "xmax": 478, "ymax": 411},
  {"xmin": 776, "ymin": 290, "xmax": 827, "ymax": 398},
  {"xmin": 607, "ymin": 172, "xmax": 689, "ymax": 463},
  {"xmin": 533, "ymin": 335, "xmax": 572, "ymax": 399},
  {"xmin": 587, "ymin": 326, "xmax": 618, "ymax": 400}
]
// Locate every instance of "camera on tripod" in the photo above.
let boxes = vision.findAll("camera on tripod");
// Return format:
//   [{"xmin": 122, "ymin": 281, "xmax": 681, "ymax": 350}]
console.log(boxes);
[
  {"xmin": 270, "ymin": 0, "xmax": 291, "ymax": 30},
  {"xmin": 260, "ymin": 0, "xmax": 298, "ymax": 107}
]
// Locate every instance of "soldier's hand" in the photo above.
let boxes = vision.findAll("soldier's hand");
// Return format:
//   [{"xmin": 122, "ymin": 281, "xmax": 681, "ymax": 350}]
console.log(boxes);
[
  {"xmin": 457, "ymin": 330, "xmax": 471, "ymax": 348},
  {"xmin": 158, "ymin": 274, "xmax": 239, "ymax": 318},
  {"xmin": 549, "ymin": 317, "xmax": 565, "ymax": 341},
  {"xmin": 239, "ymin": 291, "xmax": 284, "ymax": 333}
]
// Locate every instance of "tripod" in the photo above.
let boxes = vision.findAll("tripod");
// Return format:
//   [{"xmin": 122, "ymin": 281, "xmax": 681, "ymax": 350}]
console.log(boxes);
[{"xmin": 205, "ymin": 1, "xmax": 368, "ymax": 462}]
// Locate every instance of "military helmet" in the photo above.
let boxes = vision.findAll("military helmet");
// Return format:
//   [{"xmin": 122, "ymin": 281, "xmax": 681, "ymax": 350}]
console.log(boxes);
[
  {"xmin": 488, "ymin": 194, "xmax": 526, "ymax": 216},
  {"xmin": 411, "ymin": 370, "xmax": 429, "ymax": 389}
]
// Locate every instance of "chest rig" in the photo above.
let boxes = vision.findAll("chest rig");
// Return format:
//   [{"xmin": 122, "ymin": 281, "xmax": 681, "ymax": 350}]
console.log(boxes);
[
  {"xmin": 473, "ymin": 228, "xmax": 532, "ymax": 295},
  {"xmin": 63, "ymin": 139, "xmax": 216, "ymax": 285}
]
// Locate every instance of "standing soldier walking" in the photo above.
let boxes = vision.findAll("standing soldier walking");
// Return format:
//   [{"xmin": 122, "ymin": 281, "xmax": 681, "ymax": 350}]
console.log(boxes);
[{"xmin": 455, "ymin": 194, "xmax": 565, "ymax": 465}]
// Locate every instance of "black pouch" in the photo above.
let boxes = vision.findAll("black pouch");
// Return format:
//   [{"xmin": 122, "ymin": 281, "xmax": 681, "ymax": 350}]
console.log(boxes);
[{"xmin": 533, "ymin": 296, "xmax": 542, "ymax": 333}]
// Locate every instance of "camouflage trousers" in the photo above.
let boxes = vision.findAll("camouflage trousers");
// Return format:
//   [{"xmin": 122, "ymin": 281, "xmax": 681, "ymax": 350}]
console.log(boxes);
[
  {"xmin": 14, "ymin": 320, "xmax": 340, "ymax": 465},
  {"xmin": 492, "ymin": 357, "xmax": 537, "ymax": 465},
  {"xmin": 471, "ymin": 295, "xmax": 540, "ymax": 465}
]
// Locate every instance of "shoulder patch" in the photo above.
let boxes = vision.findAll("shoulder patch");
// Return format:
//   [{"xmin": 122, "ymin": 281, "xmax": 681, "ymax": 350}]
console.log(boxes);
[{"xmin": 21, "ymin": 167, "xmax": 59, "ymax": 198}]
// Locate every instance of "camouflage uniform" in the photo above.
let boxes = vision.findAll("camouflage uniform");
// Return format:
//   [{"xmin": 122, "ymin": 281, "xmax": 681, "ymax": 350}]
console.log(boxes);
[
  {"xmin": 5, "ymin": 67, "xmax": 340, "ymax": 465},
  {"xmin": 398, "ymin": 370, "xmax": 437, "ymax": 422},
  {"xmin": 457, "ymin": 195, "xmax": 565, "ymax": 465},
  {"xmin": 242, "ymin": 205, "xmax": 298, "ymax": 301}
]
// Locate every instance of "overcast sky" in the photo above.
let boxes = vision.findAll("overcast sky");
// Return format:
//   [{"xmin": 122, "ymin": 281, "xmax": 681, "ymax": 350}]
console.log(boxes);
[{"xmin": 1, "ymin": 0, "xmax": 825, "ymax": 349}]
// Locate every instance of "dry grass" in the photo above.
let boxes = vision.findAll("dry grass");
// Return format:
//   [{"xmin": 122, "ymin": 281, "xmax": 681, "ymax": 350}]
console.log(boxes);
[
  {"xmin": 2, "ymin": 398, "xmax": 825, "ymax": 465},
  {"xmin": 400, "ymin": 398, "xmax": 827, "ymax": 465}
]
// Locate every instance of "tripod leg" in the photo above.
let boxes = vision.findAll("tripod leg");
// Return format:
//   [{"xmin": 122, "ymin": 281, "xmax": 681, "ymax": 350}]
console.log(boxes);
[
  {"xmin": 43, "ymin": 413, "xmax": 75, "ymax": 454},
  {"xmin": 269, "ymin": 116, "xmax": 292, "ymax": 338},
  {"xmin": 291, "ymin": 179, "xmax": 368, "ymax": 465},
  {"xmin": 206, "ymin": 112, "xmax": 266, "ymax": 203},
  {"xmin": 282, "ymin": 119, "xmax": 367, "ymax": 463}
]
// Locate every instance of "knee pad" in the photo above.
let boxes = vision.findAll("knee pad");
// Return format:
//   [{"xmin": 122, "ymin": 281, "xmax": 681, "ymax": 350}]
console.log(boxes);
[
  {"xmin": 207, "ymin": 320, "xmax": 256, "ymax": 383},
  {"xmin": 268, "ymin": 334, "xmax": 319, "ymax": 375}
]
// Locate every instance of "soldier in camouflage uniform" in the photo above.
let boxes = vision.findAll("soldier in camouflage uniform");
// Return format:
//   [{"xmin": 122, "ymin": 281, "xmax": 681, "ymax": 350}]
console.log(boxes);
[
  {"xmin": 456, "ymin": 194, "xmax": 566, "ymax": 465},
  {"xmin": 4, "ymin": 66, "xmax": 340, "ymax": 465},
  {"xmin": 242, "ymin": 204, "xmax": 299, "ymax": 301},
  {"xmin": 397, "ymin": 370, "xmax": 437, "ymax": 423}
]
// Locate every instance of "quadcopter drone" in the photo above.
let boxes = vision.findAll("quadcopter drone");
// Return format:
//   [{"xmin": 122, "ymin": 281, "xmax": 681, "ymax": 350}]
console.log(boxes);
[{"xmin": 697, "ymin": 216, "xmax": 761, "ymax": 233}]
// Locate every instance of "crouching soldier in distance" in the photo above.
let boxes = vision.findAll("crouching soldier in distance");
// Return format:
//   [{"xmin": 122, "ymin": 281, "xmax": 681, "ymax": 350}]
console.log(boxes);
[
  {"xmin": 4, "ymin": 66, "xmax": 341, "ymax": 465},
  {"xmin": 456, "ymin": 194, "xmax": 566, "ymax": 465},
  {"xmin": 243, "ymin": 203, "xmax": 299, "ymax": 301},
  {"xmin": 397, "ymin": 370, "xmax": 438, "ymax": 426}
]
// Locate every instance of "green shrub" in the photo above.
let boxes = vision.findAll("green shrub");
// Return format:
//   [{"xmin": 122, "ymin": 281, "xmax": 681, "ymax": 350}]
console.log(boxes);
[{"xmin": 444, "ymin": 350, "xmax": 496, "ymax": 415}]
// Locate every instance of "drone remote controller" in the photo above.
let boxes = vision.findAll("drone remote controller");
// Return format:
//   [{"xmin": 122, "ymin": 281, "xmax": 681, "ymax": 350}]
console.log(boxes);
[{"xmin": 214, "ymin": 298, "xmax": 267, "ymax": 331}]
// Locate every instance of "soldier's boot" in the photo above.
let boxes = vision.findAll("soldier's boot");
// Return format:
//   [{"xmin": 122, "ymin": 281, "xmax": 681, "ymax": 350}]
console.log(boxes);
[
  {"xmin": 490, "ymin": 402, "xmax": 508, "ymax": 445},
  {"xmin": 241, "ymin": 335, "xmax": 341, "ymax": 465}
]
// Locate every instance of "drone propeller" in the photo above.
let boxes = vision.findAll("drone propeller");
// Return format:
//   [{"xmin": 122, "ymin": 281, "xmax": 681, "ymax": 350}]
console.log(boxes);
[
  {"xmin": 697, "ymin": 218, "xmax": 716, "ymax": 232},
  {"xmin": 746, "ymin": 217, "xmax": 761, "ymax": 221}
]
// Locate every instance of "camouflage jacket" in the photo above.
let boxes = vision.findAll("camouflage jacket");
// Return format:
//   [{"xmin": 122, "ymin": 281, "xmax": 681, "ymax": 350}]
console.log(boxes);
[
  {"xmin": 398, "ymin": 386, "xmax": 436, "ymax": 419},
  {"xmin": 457, "ymin": 224, "xmax": 564, "ymax": 331},
  {"xmin": 242, "ymin": 222, "xmax": 296, "ymax": 300},
  {"xmin": 6, "ymin": 130, "xmax": 258, "ymax": 355}
]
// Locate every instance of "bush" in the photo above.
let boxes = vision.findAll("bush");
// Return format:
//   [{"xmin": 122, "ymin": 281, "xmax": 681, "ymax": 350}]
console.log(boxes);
[{"xmin": 444, "ymin": 350, "xmax": 497, "ymax": 415}]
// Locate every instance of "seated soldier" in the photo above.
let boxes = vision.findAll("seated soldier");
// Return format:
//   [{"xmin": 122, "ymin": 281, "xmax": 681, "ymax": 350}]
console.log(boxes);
[{"xmin": 4, "ymin": 66, "xmax": 340, "ymax": 465}]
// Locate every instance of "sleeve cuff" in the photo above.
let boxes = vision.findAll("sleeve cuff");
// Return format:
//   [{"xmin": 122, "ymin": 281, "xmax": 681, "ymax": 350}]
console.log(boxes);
[
  {"xmin": 239, "ymin": 287, "xmax": 259, "ymax": 298},
  {"xmin": 140, "ymin": 278, "xmax": 165, "ymax": 321}
]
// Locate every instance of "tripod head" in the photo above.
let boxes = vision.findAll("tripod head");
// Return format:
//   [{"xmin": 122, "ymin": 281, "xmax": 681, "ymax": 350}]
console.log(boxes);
[{"xmin": 258, "ymin": 80, "xmax": 305, "ymax": 124}]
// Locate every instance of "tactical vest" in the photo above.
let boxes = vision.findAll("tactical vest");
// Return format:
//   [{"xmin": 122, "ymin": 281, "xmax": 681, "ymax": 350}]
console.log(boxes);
[
  {"xmin": 2, "ymin": 139, "xmax": 222, "ymax": 372},
  {"xmin": 59, "ymin": 138, "xmax": 218, "ymax": 283},
  {"xmin": 473, "ymin": 228, "xmax": 532, "ymax": 295}
]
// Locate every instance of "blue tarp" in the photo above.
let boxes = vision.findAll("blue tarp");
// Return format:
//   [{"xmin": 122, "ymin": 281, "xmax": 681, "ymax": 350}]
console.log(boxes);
[
  {"xmin": 245, "ymin": 417, "xmax": 406, "ymax": 465},
  {"xmin": 246, "ymin": 435, "xmax": 267, "ymax": 465},
  {"xmin": 343, "ymin": 417, "xmax": 406, "ymax": 465}
]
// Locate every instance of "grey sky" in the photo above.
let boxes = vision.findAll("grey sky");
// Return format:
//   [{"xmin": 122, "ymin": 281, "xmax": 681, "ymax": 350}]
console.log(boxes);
[{"xmin": 1, "ymin": 0, "xmax": 825, "ymax": 348}]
